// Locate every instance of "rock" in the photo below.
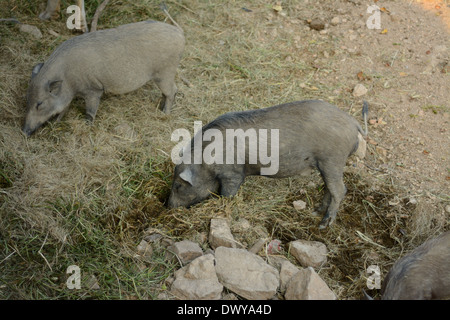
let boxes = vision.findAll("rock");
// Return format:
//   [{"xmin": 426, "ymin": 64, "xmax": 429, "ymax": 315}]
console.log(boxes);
[
  {"xmin": 85, "ymin": 275, "xmax": 100, "ymax": 290},
  {"xmin": 209, "ymin": 218, "xmax": 237, "ymax": 249},
  {"xmin": 19, "ymin": 24, "xmax": 43, "ymax": 39},
  {"xmin": 354, "ymin": 132, "xmax": 366, "ymax": 159},
  {"xmin": 293, "ymin": 200, "xmax": 307, "ymax": 210},
  {"xmin": 236, "ymin": 218, "xmax": 251, "ymax": 230},
  {"xmin": 352, "ymin": 84, "xmax": 368, "ymax": 97},
  {"xmin": 136, "ymin": 239, "xmax": 153, "ymax": 257},
  {"xmin": 170, "ymin": 254, "xmax": 223, "ymax": 300},
  {"xmin": 161, "ymin": 237, "xmax": 175, "ymax": 248},
  {"xmin": 113, "ymin": 123, "xmax": 137, "ymax": 141},
  {"xmin": 445, "ymin": 205, "xmax": 450, "ymax": 214},
  {"xmin": 308, "ymin": 18, "xmax": 325, "ymax": 31},
  {"xmin": 330, "ymin": 17, "xmax": 340, "ymax": 26},
  {"xmin": 169, "ymin": 240, "xmax": 203, "ymax": 264},
  {"xmin": 279, "ymin": 260, "xmax": 301, "ymax": 292},
  {"xmin": 248, "ymin": 238, "xmax": 266, "ymax": 254},
  {"xmin": 143, "ymin": 230, "xmax": 164, "ymax": 243},
  {"xmin": 285, "ymin": 267, "xmax": 336, "ymax": 300},
  {"xmin": 234, "ymin": 218, "xmax": 251, "ymax": 233},
  {"xmin": 289, "ymin": 240, "xmax": 328, "ymax": 268},
  {"xmin": 215, "ymin": 247, "xmax": 279, "ymax": 300}
]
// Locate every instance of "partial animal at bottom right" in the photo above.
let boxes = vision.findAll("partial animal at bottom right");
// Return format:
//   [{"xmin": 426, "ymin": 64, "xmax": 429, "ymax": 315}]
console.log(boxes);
[{"xmin": 381, "ymin": 230, "xmax": 450, "ymax": 300}]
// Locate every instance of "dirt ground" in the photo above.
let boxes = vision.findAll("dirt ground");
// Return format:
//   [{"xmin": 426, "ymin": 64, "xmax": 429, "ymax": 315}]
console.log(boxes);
[
  {"xmin": 257, "ymin": 0, "xmax": 450, "ymax": 196},
  {"xmin": 0, "ymin": 0, "xmax": 449, "ymax": 300}
]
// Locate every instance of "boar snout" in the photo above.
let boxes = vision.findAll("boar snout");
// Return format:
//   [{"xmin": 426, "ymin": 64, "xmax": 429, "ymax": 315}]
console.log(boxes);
[
  {"xmin": 22, "ymin": 124, "xmax": 36, "ymax": 137},
  {"xmin": 167, "ymin": 165, "xmax": 220, "ymax": 208},
  {"xmin": 167, "ymin": 196, "xmax": 180, "ymax": 209}
]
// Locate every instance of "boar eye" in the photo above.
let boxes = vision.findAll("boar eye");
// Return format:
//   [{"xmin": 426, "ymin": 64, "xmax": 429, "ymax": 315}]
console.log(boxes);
[
  {"xmin": 174, "ymin": 181, "xmax": 188, "ymax": 190},
  {"xmin": 36, "ymin": 102, "xmax": 43, "ymax": 110}
]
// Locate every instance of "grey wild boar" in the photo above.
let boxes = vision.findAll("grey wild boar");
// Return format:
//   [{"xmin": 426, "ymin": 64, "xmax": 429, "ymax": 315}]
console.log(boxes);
[
  {"xmin": 39, "ymin": 0, "xmax": 63, "ymax": 20},
  {"xmin": 168, "ymin": 100, "xmax": 366, "ymax": 229},
  {"xmin": 23, "ymin": 20, "xmax": 184, "ymax": 136},
  {"xmin": 381, "ymin": 231, "xmax": 450, "ymax": 300}
]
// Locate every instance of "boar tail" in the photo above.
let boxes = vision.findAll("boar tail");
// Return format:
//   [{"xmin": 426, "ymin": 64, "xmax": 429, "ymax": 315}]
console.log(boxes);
[
  {"xmin": 361, "ymin": 100, "xmax": 369, "ymax": 136},
  {"xmin": 160, "ymin": 2, "xmax": 184, "ymax": 33}
]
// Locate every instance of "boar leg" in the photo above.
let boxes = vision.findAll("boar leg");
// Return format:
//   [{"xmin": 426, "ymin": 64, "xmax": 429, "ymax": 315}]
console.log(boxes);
[
  {"xmin": 312, "ymin": 186, "xmax": 331, "ymax": 216},
  {"xmin": 84, "ymin": 92, "xmax": 103, "ymax": 122},
  {"xmin": 39, "ymin": 0, "xmax": 60, "ymax": 20},
  {"xmin": 56, "ymin": 107, "xmax": 69, "ymax": 122},
  {"xmin": 155, "ymin": 73, "xmax": 177, "ymax": 114},
  {"xmin": 317, "ymin": 161, "xmax": 347, "ymax": 229}
]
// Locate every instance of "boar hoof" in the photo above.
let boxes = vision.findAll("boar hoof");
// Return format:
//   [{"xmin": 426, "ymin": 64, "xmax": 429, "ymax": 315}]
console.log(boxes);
[
  {"xmin": 318, "ymin": 216, "xmax": 333, "ymax": 229},
  {"xmin": 39, "ymin": 11, "xmax": 51, "ymax": 20},
  {"xmin": 311, "ymin": 211, "xmax": 321, "ymax": 217},
  {"xmin": 159, "ymin": 99, "xmax": 171, "ymax": 114},
  {"xmin": 86, "ymin": 114, "xmax": 95, "ymax": 123}
]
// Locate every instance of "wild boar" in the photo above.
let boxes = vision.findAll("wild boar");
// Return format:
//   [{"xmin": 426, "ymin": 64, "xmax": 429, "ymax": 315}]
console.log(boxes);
[
  {"xmin": 39, "ymin": 0, "xmax": 62, "ymax": 21},
  {"xmin": 167, "ymin": 100, "xmax": 366, "ymax": 229},
  {"xmin": 381, "ymin": 231, "xmax": 450, "ymax": 300},
  {"xmin": 23, "ymin": 20, "xmax": 184, "ymax": 136}
]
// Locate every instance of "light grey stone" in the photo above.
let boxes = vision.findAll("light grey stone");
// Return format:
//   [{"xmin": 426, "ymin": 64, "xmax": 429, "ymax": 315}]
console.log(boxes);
[
  {"xmin": 171, "ymin": 254, "xmax": 223, "ymax": 300},
  {"xmin": 215, "ymin": 247, "xmax": 279, "ymax": 300}
]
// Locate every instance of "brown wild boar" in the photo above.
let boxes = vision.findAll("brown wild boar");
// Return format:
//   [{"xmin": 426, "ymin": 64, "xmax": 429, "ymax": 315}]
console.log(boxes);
[
  {"xmin": 381, "ymin": 231, "xmax": 450, "ymax": 300},
  {"xmin": 23, "ymin": 20, "xmax": 184, "ymax": 136},
  {"xmin": 168, "ymin": 100, "xmax": 366, "ymax": 229}
]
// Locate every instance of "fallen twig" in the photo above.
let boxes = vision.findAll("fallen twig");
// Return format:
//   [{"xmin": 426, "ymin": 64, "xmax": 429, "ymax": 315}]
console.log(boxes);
[
  {"xmin": 0, "ymin": 18, "xmax": 20, "ymax": 24},
  {"xmin": 90, "ymin": 0, "xmax": 110, "ymax": 32}
]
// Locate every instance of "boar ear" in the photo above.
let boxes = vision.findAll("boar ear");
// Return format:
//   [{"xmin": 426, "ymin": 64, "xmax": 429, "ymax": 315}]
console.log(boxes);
[
  {"xmin": 47, "ymin": 80, "xmax": 63, "ymax": 96},
  {"xmin": 31, "ymin": 63, "xmax": 44, "ymax": 79},
  {"xmin": 179, "ymin": 168, "xmax": 193, "ymax": 186}
]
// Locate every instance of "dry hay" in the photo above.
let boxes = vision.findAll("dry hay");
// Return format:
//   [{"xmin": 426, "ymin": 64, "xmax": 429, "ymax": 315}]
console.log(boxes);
[
  {"xmin": 154, "ymin": 163, "xmax": 448, "ymax": 299},
  {"xmin": 0, "ymin": 0, "xmax": 448, "ymax": 299}
]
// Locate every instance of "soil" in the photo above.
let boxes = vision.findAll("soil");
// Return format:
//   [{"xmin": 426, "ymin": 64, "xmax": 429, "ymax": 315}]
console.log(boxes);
[{"xmin": 273, "ymin": 0, "xmax": 450, "ymax": 195}]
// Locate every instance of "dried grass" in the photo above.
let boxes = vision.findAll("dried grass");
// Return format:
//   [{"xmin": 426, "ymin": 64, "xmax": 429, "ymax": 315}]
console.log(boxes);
[{"xmin": 0, "ymin": 0, "xmax": 448, "ymax": 299}]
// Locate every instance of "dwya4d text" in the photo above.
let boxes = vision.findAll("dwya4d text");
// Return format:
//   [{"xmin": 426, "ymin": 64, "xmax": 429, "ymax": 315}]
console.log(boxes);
[{"xmin": 177, "ymin": 304, "xmax": 272, "ymax": 317}]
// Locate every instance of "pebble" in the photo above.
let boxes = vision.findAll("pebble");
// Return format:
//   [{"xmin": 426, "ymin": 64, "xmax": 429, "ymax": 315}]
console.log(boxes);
[
  {"xmin": 330, "ymin": 17, "xmax": 340, "ymax": 26},
  {"xmin": 19, "ymin": 24, "xmax": 42, "ymax": 39},
  {"xmin": 353, "ymin": 84, "xmax": 368, "ymax": 97},
  {"xmin": 309, "ymin": 19, "xmax": 325, "ymax": 31},
  {"xmin": 293, "ymin": 200, "xmax": 307, "ymax": 210}
]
